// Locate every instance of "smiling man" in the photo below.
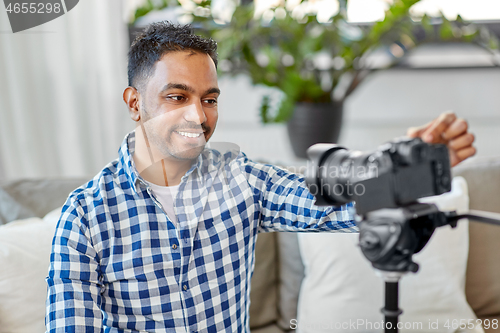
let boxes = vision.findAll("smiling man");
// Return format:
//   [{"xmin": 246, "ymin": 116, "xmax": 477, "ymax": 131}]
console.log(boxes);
[
  {"xmin": 45, "ymin": 22, "xmax": 476, "ymax": 333},
  {"xmin": 127, "ymin": 48, "xmax": 220, "ymax": 187}
]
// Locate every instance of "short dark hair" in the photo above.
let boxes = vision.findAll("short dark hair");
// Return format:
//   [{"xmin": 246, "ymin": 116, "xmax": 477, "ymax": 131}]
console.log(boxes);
[{"xmin": 127, "ymin": 21, "xmax": 218, "ymax": 91}]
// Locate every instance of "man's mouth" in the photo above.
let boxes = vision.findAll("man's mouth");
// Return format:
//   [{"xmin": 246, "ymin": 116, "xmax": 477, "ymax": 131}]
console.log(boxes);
[{"xmin": 176, "ymin": 131, "xmax": 204, "ymax": 138}]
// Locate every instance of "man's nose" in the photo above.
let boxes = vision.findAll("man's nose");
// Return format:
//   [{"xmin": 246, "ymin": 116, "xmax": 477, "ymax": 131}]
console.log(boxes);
[{"xmin": 183, "ymin": 101, "xmax": 207, "ymax": 125}]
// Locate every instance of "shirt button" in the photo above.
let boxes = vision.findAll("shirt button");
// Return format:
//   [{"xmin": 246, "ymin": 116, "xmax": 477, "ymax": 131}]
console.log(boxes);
[
  {"xmin": 183, "ymin": 285, "xmax": 188, "ymax": 291},
  {"xmin": 172, "ymin": 244, "xmax": 178, "ymax": 250}
]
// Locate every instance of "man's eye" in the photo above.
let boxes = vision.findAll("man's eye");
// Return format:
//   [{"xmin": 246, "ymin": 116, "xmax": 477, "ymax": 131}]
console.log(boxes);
[
  {"xmin": 168, "ymin": 95, "xmax": 185, "ymax": 102},
  {"xmin": 203, "ymin": 99, "xmax": 217, "ymax": 106}
]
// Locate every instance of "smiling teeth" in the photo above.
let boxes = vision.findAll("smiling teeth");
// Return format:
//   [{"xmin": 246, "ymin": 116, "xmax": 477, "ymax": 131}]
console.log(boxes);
[{"xmin": 178, "ymin": 131, "xmax": 202, "ymax": 138}]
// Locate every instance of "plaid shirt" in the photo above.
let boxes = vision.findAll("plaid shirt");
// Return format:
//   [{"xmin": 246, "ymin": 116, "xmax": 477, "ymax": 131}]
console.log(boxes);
[{"xmin": 46, "ymin": 132, "xmax": 357, "ymax": 333}]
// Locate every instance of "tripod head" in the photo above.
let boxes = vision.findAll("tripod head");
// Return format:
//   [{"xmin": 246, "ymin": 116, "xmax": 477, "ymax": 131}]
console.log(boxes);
[
  {"xmin": 357, "ymin": 202, "xmax": 500, "ymax": 275},
  {"xmin": 358, "ymin": 202, "xmax": 457, "ymax": 273}
]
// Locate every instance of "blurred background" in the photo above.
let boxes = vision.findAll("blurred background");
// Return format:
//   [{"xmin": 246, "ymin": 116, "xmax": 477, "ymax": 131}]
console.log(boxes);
[{"xmin": 0, "ymin": 0, "xmax": 499, "ymax": 181}]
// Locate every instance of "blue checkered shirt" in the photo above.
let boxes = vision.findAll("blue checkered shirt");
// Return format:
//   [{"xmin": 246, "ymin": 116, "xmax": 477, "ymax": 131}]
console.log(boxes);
[{"xmin": 46, "ymin": 132, "xmax": 357, "ymax": 333}]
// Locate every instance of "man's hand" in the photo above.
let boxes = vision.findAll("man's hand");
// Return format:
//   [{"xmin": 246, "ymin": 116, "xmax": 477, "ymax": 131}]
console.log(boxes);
[{"xmin": 407, "ymin": 112, "xmax": 476, "ymax": 167}]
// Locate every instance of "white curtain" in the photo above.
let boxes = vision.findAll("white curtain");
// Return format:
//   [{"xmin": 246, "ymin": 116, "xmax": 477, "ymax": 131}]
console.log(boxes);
[{"xmin": 0, "ymin": 0, "xmax": 133, "ymax": 181}]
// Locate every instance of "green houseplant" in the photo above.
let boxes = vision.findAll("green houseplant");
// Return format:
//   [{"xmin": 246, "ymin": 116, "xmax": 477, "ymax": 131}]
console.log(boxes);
[{"xmin": 131, "ymin": 0, "xmax": 498, "ymax": 157}]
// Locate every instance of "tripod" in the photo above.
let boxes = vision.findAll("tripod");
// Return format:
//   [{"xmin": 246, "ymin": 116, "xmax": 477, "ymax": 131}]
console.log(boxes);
[{"xmin": 357, "ymin": 202, "xmax": 500, "ymax": 333}]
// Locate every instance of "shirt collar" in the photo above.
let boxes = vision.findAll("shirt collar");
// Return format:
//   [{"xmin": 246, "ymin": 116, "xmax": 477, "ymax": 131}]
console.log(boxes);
[{"xmin": 118, "ymin": 131, "xmax": 204, "ymax": 193}]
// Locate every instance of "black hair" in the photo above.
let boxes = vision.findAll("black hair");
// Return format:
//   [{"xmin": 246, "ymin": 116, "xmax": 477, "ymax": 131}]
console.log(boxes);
[{"xmin": 128, "ymin": 21, "xmax": 218, "ymax": 91}]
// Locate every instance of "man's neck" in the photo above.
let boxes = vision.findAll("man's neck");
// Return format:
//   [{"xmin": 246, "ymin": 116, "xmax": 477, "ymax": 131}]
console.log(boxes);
[{"xmin": 132, "ymin": 127, "xmax": 195, "ymax": 186}]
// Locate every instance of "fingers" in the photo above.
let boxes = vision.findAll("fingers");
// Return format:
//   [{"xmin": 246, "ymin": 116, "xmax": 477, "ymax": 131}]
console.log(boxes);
[
  {"xmin": 406, "ymin": 111, "xmax": 475, "ymax": 167},
  {"xmin": 407, "ymin": 120, "xmax": 433, "ymax": 138},
  {"xmin": 455, "ymin": 146, "xmax": 477, "ymax": 165},
  {"xmin": 448, "ymin": 132, "xmax": 475, "ymax": 167},
  {"xmin": 443, "ymin": 118, "xmax": 468, "ymax": 140},
  {"xmin": 421, "ymin": 111, "xmax": 456, "ymax": 143},
  {"xmin": 448, "ymin": 133, "xmax": 475, "ymax": 151}
]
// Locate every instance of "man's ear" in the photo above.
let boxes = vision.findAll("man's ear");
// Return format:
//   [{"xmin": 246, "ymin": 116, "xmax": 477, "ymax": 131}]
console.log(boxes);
[{"xmin": 123, "ymin": 87, "xmax": 141, "ymax": 122}]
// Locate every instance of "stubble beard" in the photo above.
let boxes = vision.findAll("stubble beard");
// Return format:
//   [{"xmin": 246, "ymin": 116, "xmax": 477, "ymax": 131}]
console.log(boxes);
[{"xmin": 141, "ymin": 108, "xmax": 208, "ymax": 162}]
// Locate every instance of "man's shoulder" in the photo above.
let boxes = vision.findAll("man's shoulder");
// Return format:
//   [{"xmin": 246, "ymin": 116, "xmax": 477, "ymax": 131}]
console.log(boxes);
[{"xmin": 66, "ymin": 158, "xmax": 125, "ymax": 208}]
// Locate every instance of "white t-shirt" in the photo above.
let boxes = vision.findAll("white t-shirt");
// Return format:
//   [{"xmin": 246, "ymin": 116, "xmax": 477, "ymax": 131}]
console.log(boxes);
[{"xmin": 147, "ymin": 182, "xmax": 179, "ymax": 225}]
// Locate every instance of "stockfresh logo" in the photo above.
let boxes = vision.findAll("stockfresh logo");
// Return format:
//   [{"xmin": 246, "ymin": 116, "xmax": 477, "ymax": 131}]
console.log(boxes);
[{"xmin": 3, "ymin": 0, "xmax": 79, "ymax": 33}]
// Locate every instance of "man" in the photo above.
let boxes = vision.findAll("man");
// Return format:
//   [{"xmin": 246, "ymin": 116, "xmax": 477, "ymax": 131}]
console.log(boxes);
[{"xmin": 45, "ymin": 22, "xmax": 476, "ymax": 332}]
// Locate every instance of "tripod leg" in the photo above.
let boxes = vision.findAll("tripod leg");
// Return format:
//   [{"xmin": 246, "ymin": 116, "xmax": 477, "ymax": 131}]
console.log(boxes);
[{"xmin": 382, "ymin": 281, "xmax": 402, "ymax": 333}]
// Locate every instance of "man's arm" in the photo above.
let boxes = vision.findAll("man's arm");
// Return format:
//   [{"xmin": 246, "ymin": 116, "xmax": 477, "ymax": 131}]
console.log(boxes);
[
  {"xmin": 46, "ymin": 197, "xmax": 103, "ymax": 333},
  {"xmin": 236, "ymin": 154, "xmax": 357, "ymax": 233}
]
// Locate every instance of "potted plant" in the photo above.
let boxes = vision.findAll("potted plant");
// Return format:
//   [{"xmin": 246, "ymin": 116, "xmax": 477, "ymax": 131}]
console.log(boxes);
[{"xmin": 131, "ymin": 0, "xmax": 498, "ymax": 158}]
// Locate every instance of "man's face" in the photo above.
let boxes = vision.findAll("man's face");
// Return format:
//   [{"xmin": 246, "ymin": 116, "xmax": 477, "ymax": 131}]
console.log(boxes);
[{"xmin": 139, "ymin": 51, "xmax": 219, "ymax": 161}]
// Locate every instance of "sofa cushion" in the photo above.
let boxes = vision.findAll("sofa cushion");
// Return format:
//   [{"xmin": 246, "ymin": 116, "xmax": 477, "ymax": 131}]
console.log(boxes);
[
  {"xmin": 251, "ymin": 323, "xmax": 284, "ymax": 333},
  {"xmin": 276, "ymin": 232, "xmax": 304, "ymax": 330},
  {"xmin": 0, "ymin": 207, "xmax": 61, "ymax": 333},
  {"xmin": 454, "ymin": 157, "xmax": 500, "ymax": 325},
  {"xmin": 297, "ymin": 177, "xmax": 482, "ymax": 333},
  {"xmin": 250, "ymin": 232, "xmax": 279, "ymax": 329},
  {"xmin": 0, "ymin": 188, "xmax": 35, "ymax": 225}
]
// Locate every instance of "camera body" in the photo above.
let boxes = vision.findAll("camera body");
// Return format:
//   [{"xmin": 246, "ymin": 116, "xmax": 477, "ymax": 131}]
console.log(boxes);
[{"xmin": 305, "ymin": 137, "xmax": 451, "ymax": 215}]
